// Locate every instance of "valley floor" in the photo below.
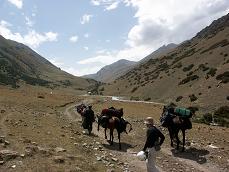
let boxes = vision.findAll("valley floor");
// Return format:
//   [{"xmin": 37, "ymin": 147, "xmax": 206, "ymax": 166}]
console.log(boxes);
[{"xmin": 0, "ymin": 87, "xmax": 228, "ymax": 172}]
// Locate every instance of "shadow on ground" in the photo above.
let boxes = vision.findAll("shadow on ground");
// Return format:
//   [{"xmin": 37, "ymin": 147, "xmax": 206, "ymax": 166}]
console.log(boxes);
[
  {"xmin": 102, "ymin": 141, "xmax": 134, "ymax": 152},
  {"xmin": 171, "ymin": 147, "xmax": 210, "ymax": 164}
]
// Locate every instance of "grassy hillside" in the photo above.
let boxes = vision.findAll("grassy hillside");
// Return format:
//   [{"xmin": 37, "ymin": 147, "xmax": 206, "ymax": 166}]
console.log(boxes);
[
  {"xmin": 0, "ymin": 35, "xmax": 98, "ymax": 93},
  {"xmin": 102, "ymin": 13, "xmax": 229, "ymax": 112}
]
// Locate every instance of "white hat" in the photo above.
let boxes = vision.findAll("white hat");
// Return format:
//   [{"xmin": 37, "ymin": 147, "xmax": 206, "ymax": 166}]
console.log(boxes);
[
  {"xmin": 144, "ymin": 117, "xmax": 154, "ymax": 125},
  {"xmin": 136, "ymin": 151, "xmax": 146, "ymax": 161}
]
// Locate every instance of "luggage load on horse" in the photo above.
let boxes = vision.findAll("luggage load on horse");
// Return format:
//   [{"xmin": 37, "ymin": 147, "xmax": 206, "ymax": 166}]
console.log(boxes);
[
  {"xmin": 101, "ymin": 107, "xmax": 123, "ymax": 119},
  {"xmin": 97, "ymin": 107, "xmax": 132, "ymax": 150},
  {"xmin": 174, "ymin": 107, "xmax": 192, "ymax": 118}
]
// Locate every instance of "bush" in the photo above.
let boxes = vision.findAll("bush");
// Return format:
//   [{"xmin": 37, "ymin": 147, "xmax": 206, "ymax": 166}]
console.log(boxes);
[
  {"xmin": 198, "ymin": 64, "xmax": 209, "ymax": 71},
  {"xmin": 130, "ymin": 96, "xmax": 140, "ymax": 101},
  {"xmin": 131, "ymin": 87, "xmax": 138, "ymax": 93},
  {"xmin": 187, "ymin": 71, "xmax": 193, "ymax": 76},
  {"xmin": 214, "ymin": 106, "xmax": 229, "ymax": 118},
  {"xmin": 203, "ymin": 113, "xmax": 213, "ymax": 124},
  {"xmin": 189, "ymin": 94, "xmax": 198, "ymax": 102},
  {"xmin": 173, "ymin": 62, "xmax": 182, "ymax": 69},
  {"xmin": 207, "ymin": 68, "xmax": 217, "ymax": 77},
  {"xmin": 144, "ymin": 97, "xmax": 151, "ymax": 101},
  {"xmin": 216, "ymin": 71, "xmax": 229, "ymax": 83},
  {"xmin": 176, "ymin": 96, "xmax": 183, "ymax": 102},
  {"xmin": 183, "ymin": 64, "xmax": 194, "ymax": 72},
  {"xmin": 179, "ymin": 75, "xmax": 199, "ymax": 85}
]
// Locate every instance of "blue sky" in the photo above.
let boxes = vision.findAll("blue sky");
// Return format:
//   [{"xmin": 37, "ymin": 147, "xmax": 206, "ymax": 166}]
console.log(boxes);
[{"xmin": 0, "ymin": 0, "xmax": 229, "ymax": 76}]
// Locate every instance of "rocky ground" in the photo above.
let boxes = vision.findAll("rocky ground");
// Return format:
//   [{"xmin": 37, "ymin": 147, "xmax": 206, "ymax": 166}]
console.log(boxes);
[{"xmin": 0, "ymin": 86, "xmax": 228, "ymax": 172}]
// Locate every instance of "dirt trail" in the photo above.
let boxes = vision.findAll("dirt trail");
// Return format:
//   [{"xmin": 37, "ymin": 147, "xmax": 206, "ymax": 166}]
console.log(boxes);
[
  {"xmin": 64, "ymin": 101, "xmax": 148, "ymax": 172},
  {"xmin": 64, "ymin": 98, "xmax": 227, "ymax": 172}
]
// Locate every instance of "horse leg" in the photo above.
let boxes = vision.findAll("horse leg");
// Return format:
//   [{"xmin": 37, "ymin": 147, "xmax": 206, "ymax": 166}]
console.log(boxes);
[
  {"xmin": 182, "ymin": 129, "xmax": 185, "ymax": 152},
  {"xmin": 110, "ymin": 128, "xmax": 113, "ymax": 145},
  {"xmin": 118, "ymin": 131, "xmax": 121, "ymax": 150},
  {"xmin": 88, "ymin": 123, "xmax": 92, "ymax": 135},
  {"xmin": 105, "ymin": 128, "xmax": 107, "ymax": 139},
  {"xmin": 168, "ymin": 127, "xmax": 174, "ymax": 147},
  {"xmin": 175, "ymin": 130, "xmax": 180, "ymax": 150}
]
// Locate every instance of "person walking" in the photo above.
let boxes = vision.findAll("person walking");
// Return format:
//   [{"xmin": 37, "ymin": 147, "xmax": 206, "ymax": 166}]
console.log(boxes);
[
  {"xmin": 82, "ymin": 105, "xmax": 95, "ymax": 135},
  {"xmin": 143, "ymin": 117, "xmax": 165, "ymax": 172}
]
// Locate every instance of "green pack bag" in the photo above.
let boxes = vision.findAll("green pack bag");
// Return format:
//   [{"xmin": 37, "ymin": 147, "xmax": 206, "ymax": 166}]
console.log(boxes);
[{"xmin": 174, "ymin": 107, "xmax": 192, "ymax": 118}]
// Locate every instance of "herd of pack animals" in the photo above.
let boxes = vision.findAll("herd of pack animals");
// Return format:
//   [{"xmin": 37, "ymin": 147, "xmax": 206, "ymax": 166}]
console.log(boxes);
[{"xmin": 76, "ymin": 103, "xmax": 194, "ymax": 151}]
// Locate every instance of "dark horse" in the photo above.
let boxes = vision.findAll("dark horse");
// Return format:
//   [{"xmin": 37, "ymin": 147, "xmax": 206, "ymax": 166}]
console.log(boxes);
[
  {"xmin": 97, "ymin": 109, "xmax": 132, "ymax": 150},
  {"xmin": 160, "ymin": 105, "xmax": 193, "ymax": 151},
  {"xmin": 76, "ymin": 104, "xmax": 95, "ymax": 135}
]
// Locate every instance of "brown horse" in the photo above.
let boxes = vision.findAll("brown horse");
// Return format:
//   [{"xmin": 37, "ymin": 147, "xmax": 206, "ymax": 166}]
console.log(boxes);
[{"xmin": 97, "ymin": 115, "xmax": 132, "ymax": 150}]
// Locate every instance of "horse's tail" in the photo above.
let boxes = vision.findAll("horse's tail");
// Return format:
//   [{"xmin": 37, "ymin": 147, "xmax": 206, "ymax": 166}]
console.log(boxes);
[
  {"xmin": 126, "ymin": 121, "xmax": 133, "ymax": 133},
  {"xmin": 97, "ymin": 115, "xmax": 100, "ymax": 131}
]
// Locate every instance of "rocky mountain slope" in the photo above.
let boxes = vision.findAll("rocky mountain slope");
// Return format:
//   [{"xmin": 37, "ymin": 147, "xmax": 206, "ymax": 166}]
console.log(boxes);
[
  {"xmin": 0, "ymin": 35, "xmax": 97, "ymax": 92},
  {"xmin": 140, "ymin": 43, "xmax": 177, "ymax": 62},
  {"xmin": 83, "ymin": 59, "xmax": 136, "ymax": 83},
  {"xmin": 102, "ymin": 13, "xmax": 229, "ymax": 112}
]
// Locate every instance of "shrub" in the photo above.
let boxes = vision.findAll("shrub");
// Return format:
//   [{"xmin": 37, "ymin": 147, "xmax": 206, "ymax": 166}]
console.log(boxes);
[
  {"xmin": 198, "ymin": 64, "xmax": 209, "ymax": 71},
  {"xmin": 144, "ymin": 97, "xmax": 151, "ymax": 101},
  {"xmin": 130, "ymin": 96, "xmax": 140, "ymax": 101},
  {"xmin": 173, "ymin": 62, "xmax": 182, "ymax": 69},
  {"xmin": 207, "ymin": 68, "xmax": 217, "ymax": 77},
  {"xmin": 99, "ymin": 87, "xmax": 104, "ymax": 91},
  {"xmin": 216, "ymin": 71, "xmax": 229, "ymax": 83},
  {"xmin": 131, "ymin": 87, "xmax": 138, "ymax": 93},
  {"xmin": 189, "ymin": 94, "xmax": 198, "ymax": 102},
  {"xmin": 175, "ymin": 96, "xmax": 183, "ymax": 102},
  {"xmin": 187, "ymin": 71, "xmax": 193, "ymax": 76},
  {"xmin": 214, "ymin": 106, "xmax": 229, "ymax": 118},
  {"xmin": 179, "ymin": 75, "xmax": 199, "ymax": 85},
  {"xmin": 203, "ymin": 113, "xmax": 213, "ymax": 124},
  {"xmin": 183, "ymin": 64, "xmax": 194, "ymax": 72}
]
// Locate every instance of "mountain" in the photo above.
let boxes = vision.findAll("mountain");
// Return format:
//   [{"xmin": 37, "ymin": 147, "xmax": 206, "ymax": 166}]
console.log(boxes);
[
  {"xmin": 0, "ymin": 35, "xmax": 97, "ymax": 92},
  {"xmin": 102, "ymin": 13, "xmax": 229, "ymax": 112},
  {"xmin": 83, "ymin": 59, "xmax": 137, "ymax": 83},
  {"xmin": 140, "ymin": 43, "xmax": 177, "ymax": 62}
]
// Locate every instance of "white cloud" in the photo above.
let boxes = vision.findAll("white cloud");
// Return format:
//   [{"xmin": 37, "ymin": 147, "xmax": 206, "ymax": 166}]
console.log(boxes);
[
  {"xmin": 84, "ymin": 46, "xmax": 89, "ymax": 51},
  {"xmin": 124, "ymin": 0, "xmax": 229, "ymax": 49},
  {"xmin": 77, "ymin": 0, "xmax": 229, "ymax": 76},
  {"xmin": 105, "ymin": 1, "xmax": 119, "ymax": 10},
  {"xmin": 0, "ymin": 20, "xmax": 58, "ymax": 48},
  {"xmin": 7, "ymin": 0, "xmax": 23, "ymax": 9},
  {"xmin": 78, "ymin": 53, "xmax": 116, "ymax": 65},
  {"xmin": 84, "ymin": 33, "xmax": 89, "ymax": 38},
  {"xmin": 80, "ymin": 14, "xmax": 93, "ymax": 24},
  {"xmin": 91, "ymin": 0, "xmax": 121, "ymax": 10},
  {"xmin": 25, "ymin": 16, "xmax": 34, "ymax": 27},
  {"xmin": 69, "ymin": 35, "xmax": 78, "ymax": 43}
]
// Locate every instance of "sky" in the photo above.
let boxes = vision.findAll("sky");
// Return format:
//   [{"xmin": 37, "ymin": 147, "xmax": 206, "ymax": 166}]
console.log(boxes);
[{"xmin": 0, "ymin": 0, "xmax": 229, "ymax": 76}]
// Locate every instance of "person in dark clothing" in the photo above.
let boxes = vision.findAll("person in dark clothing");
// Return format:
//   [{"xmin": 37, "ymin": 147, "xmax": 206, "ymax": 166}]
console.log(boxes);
[
  {"xmin": 143, "ymin": 117, "xmax": 165, "ymax": 172},
  {"xmin": 82, "ymin": 105, "xmax": 95, "ymax": 135}
]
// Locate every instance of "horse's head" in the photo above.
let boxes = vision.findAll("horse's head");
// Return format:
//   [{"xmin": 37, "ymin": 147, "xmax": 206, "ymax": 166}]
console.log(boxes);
[{"xmin": 160, "ymin": 106, "xmax": 174, "ymax": 127}]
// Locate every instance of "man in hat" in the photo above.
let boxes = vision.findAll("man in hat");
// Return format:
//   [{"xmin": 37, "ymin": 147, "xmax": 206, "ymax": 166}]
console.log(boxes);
[{"xmin": 143, "ymin": 117, "xmax": 165, "ymax": 172}]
